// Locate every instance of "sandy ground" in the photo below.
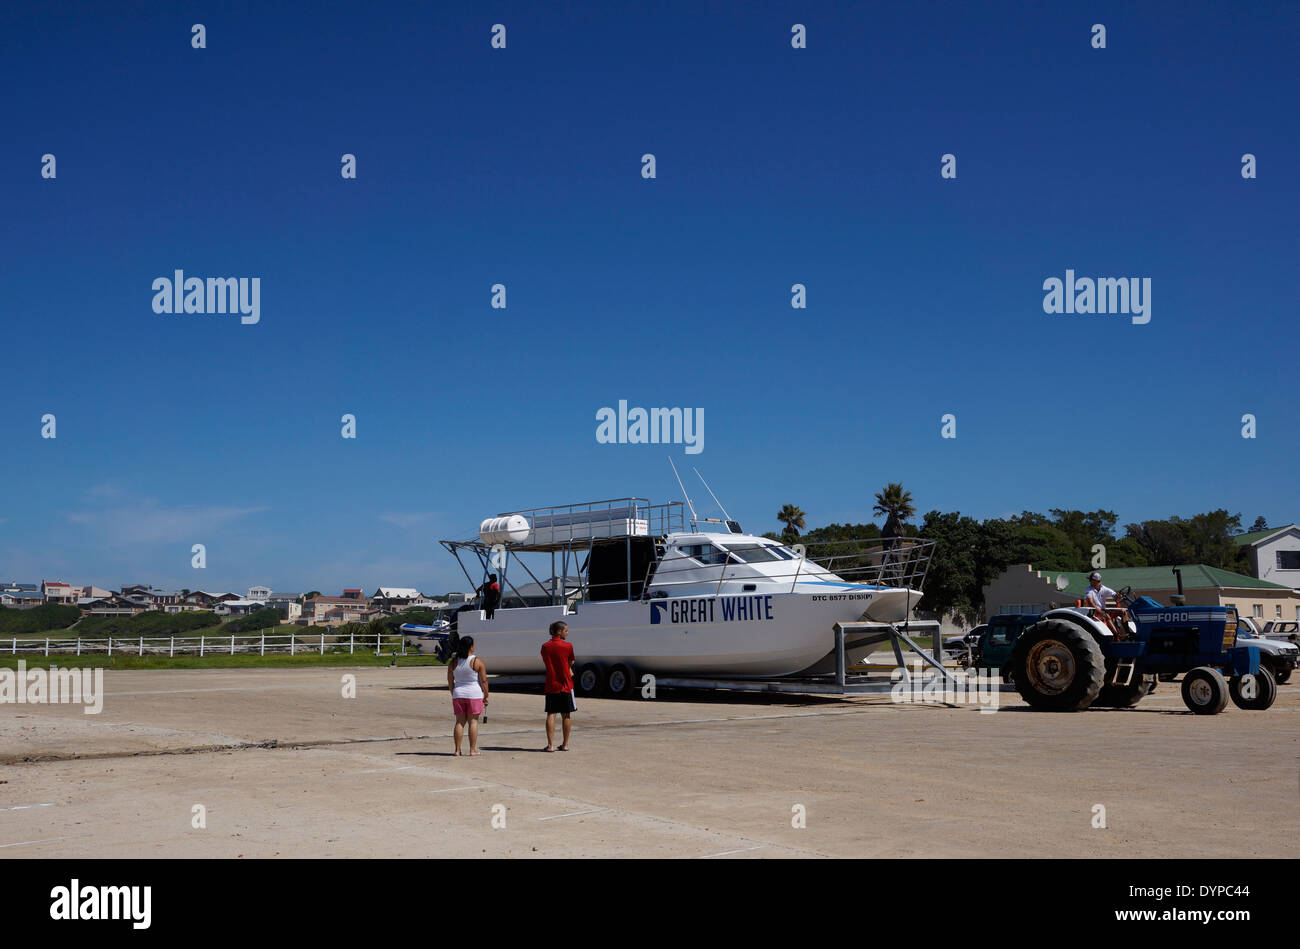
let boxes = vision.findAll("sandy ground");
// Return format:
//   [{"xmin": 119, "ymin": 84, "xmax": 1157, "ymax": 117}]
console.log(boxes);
[{"xmin": 1, "ymin": 665, "xmax": 1297, "ymax": 858}]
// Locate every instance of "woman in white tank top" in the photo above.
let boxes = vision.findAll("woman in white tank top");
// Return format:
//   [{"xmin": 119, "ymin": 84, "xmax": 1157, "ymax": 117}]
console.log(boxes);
[{"xmin": 447, "ymin": 636, "xmax": 488, "ymax": 756}]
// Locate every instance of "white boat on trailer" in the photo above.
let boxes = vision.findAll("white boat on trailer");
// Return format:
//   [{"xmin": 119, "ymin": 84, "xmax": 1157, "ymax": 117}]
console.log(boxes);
[{"xmin": 439, "ymin": 488, "xmax": 937, "ymax": 695}]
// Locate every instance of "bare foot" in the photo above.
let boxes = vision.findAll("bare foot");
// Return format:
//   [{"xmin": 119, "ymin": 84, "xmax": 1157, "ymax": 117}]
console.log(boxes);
[
  {"xmin": 542, "ymin": 746, "xmax": 555, "ymax": 752},
  {"xmin": 558, "ymin": 745, "xmax": 569, "ymax": 751},
  {"xmin": 470, "ymin": 750, "xmax": 481, "ymax": 756},
  {"xmin": 453, "ymin": 750, "xmax": 462, "ymax": 756}
]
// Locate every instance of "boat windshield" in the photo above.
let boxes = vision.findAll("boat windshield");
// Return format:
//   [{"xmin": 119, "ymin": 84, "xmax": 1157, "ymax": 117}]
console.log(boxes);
[{"xmin": 720, "ymin": 543, "xmax": 788, "ymax": 563}]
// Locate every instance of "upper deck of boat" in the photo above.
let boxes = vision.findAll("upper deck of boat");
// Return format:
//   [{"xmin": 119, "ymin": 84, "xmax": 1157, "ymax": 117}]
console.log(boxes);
[{"xmin": 442, "ymin": 497, "xmax": 693, "ymax": 553}]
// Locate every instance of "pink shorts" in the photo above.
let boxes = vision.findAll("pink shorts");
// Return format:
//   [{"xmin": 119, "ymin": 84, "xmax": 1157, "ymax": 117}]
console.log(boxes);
[{"xmin": 452, "ymin": 697, "xmax": 484, "ymax": 717}]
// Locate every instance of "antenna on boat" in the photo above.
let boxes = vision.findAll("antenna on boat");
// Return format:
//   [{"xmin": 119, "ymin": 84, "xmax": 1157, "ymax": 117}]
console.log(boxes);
[
  {"xmin": 693, "ymin": 468, "xmax": 731, "ymax": 522},
  {"xmin": 668, "ymin": 457, "xmax": 699, "ymax": 529},
  {"xmin": 693, "ymin": 468, "xmax": 743, "ymax": 532}
]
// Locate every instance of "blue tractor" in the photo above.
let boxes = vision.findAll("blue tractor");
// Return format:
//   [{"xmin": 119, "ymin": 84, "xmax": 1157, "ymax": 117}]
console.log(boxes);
[{"xmin": 1010, "ymin": 584, "xmax": 1276, "ymax": 714}]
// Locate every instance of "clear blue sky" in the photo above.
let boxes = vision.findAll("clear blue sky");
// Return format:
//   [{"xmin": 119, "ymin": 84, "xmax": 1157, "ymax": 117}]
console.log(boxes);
[{"xmin": 2, "ymin": 0, "xmax": 1296, "ymax": 594}]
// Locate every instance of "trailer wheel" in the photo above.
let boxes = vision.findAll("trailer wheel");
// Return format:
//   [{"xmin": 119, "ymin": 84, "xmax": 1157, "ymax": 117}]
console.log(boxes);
[
  {"xmin": 606, "ymin": 663, "xmax": 636, "ymax": 699},
  {"xmin": 1011, "ymin": 619, "xmax": 1105, "ymax": 711},
  {"xmin": 1095, "ymin": 674, "xmax": 1152, "ymax": 708},
  {"xmin": 1181, "ymin": 667, "xmax": 1229, "ymax": 714},
  {"xmin": 575, "ymin": 663, "xmax": 606, "ymax": 698},
  {"xmin": 1228, "ymin": 667, "xmax": 1277, "ymax": 711}
]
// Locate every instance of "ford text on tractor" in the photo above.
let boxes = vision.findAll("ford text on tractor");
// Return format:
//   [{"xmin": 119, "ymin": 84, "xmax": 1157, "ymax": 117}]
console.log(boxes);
[{"xmin": 1011, "ymin": 586, "xmax": 1276, "ymax": 714}]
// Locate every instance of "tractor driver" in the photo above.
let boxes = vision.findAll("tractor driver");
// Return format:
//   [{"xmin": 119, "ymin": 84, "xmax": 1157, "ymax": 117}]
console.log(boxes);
[{"xmin": 1085, "ymin": 571, "xmax": 1124, "ymax": 636}]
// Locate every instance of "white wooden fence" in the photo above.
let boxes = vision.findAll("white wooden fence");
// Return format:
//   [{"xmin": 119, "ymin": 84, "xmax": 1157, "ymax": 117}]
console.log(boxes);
[{"xmin": 6, "ymin": 630, "xmax": 406, "ymax": 657}]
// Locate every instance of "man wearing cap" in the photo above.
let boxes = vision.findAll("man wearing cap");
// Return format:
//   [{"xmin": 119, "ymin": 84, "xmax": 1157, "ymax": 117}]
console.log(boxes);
[{"xmin": 1085, "ymin": 572, "xmax": 1122, "ymax": 636}]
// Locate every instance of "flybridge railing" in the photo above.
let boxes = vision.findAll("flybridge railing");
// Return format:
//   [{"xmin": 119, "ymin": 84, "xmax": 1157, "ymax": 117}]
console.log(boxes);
[
  {"xmin": 632, "ymin": 536, "xmax": 938, "ymax": 599},
  {"xmin": 5, "ymin": 630, "xmax": 406, "ymax": 657},
  {"xmin": 482, "ymin": 536, "xmax": 936, "ymax": 603}
]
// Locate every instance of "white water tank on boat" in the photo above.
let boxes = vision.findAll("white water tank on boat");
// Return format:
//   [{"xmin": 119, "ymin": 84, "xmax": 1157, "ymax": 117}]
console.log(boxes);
[{"xmin": 479, "ymin": 515, "xmax": 530, "ymax": 546}]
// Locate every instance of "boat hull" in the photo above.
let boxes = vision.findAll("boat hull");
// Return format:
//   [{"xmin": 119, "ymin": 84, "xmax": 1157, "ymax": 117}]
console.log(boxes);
[{"xmin": 453, "ymin": 588, "xmax": 919, "ymax": 678}]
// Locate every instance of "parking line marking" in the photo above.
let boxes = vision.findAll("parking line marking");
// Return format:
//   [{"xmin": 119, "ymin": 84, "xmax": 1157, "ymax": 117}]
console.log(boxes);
[
  {"xmin": 700, "ymin": 845, "xmax": 766, "ymax": 858},
  {"xmin": 0, "ymin": 834, "xmax": 91, "ymax": 849},
  {"xmin": 537, "ymin": 808, "xmax": 606, "ymax": 821},
  {"xmin": 0, "ymin": 803, "xmax": 56, "ymax": 812}
]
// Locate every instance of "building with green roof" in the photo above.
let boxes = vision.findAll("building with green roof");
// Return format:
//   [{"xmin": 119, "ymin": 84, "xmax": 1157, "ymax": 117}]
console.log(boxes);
[{"xmin": 983, "ymin": 562, "xmax": 1300, "ymax": 625}]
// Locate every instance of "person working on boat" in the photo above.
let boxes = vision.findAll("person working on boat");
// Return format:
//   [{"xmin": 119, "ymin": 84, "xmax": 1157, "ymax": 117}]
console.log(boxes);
[
  {"xmin": 541, "ymin": 620, "xmax": 575, "ymax": 752},
  {"xmin": 477, "ymin": 574, "xmax": 501, "ymax": 620}
]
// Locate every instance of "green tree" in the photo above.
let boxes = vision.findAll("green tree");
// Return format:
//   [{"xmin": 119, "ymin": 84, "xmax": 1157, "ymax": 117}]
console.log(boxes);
[
  {"xmin": 1124, "ymin": 511, "xmax": 1243, "ymax": 568},
  {"xmin": 1124, "ymin": 519, "xmax": 1192, "ymax": 565},
  {"xmin": 1048, "ymin": 509, "xmax": 1119, "ymax": 567},
  {"xmin": 1250, "ymin": 516, "xmax": 1269, "ymax": 532},
  {"xmin": 1105, "ymin": 537, "xmax": 1150, "ymax": 567},
  {"xmin": 917, "ymin": 510, "xmax": 982, "ymax": 625},
  {"xmin": 873, "ymin": 483, "xmax": 916, "ymax": 537},
  {"xmin": 776, "ymin": 504, "xmax": 806, "ymax": 537}
]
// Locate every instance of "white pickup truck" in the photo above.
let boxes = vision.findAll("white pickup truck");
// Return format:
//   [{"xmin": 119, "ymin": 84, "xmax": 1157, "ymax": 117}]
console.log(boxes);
[{"xmin": 1237, "ymin": 618, "xmax": 1298, "ymax": 684}]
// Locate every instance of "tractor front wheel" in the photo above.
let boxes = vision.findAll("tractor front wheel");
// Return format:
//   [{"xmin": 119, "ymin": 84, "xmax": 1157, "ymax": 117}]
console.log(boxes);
[
  {"xmin": 1181, "ymin": 667, "xmax": 1229, "ymax": 714},
  {"xmin": 1269, "ymin": 663, "xmax": 1291, "ymax": 685},
  {"xmin": 1229, "ymin": 667, "xmax": 1277, "ymax": 710},
  {"xmin": 1011, "ymin": 620, "xmax": 1105, "ymax": 711}
]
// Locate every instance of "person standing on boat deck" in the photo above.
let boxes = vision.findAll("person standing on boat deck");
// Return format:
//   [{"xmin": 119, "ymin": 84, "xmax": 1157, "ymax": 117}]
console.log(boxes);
[
  {"xmin": 448, "ymin": 636, "xmax": 488, "ymax": 756},
  {"xmin": 477, "ymin": 574, "xmax": 501, "ymax": 620},
  {"xmin": 541, "ymin": 620, "xmax": 575, "ymax": 752}
]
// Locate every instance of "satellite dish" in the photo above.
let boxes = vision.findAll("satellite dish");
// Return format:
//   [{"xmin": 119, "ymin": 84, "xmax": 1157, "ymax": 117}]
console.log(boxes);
[{"xmin": 1055, "ymin": 575, "xmax": 1069, "ymax": 591}]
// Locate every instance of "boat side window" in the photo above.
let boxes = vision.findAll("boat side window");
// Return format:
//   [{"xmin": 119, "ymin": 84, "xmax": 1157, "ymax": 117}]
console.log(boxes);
[{"xmin": 679, "ymin": 543, "xmax": 728, "ymax": 566}]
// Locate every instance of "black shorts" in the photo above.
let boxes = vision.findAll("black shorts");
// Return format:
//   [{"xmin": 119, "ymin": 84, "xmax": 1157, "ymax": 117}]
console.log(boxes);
[{"xmin": 545, "ymin": 691, "xmax": 575, "ymax": 714}]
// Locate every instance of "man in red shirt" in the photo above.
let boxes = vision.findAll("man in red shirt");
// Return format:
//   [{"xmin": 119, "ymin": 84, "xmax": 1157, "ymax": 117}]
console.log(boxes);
[
  {"xmin": 541, "ymin": 620, "xmax": 575, "ymax": 751},
  {"xmin": 477, "ymin": 574, "xmax": 501, "ymax": 620}
]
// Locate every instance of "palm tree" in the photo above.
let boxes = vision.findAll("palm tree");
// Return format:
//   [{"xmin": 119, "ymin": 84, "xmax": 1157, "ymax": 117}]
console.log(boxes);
[
  {"xmin": 873, "ymin": 483, "xmax": 916, "ymax": 539},
  {"xmin": 776, "ymin": 504, "xmax": 806, "ymax": 537}
]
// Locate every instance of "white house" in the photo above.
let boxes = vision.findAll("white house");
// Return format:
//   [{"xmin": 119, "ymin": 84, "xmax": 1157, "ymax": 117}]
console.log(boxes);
[
  {"xmin": 214, "ymin": 598, "xmax": 266, "ymax": 617},
  {"xmin": 1234, "ymin": 525, "xmax": 1300, "ymax": 592},
  {"xmin": 247, "ymin": 585, "xmax": 272, "ymax": 602},
  {"xmin": 371, "ymin": 587, "xmax": 422, "ymax": 610}
]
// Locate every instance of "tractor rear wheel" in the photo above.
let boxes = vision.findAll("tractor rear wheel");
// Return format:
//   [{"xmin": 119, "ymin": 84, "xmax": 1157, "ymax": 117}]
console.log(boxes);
[
  {"xmin": 1095, "ymin": 673, "xmax": 1153, "ymax": 708},
  {"xmin": 1229, "ymin": 667, "xmax": 1277, "ymax": 710},
  {"xmin": 1181, "ymin": 667, "xmax": 1229, "ymax": 714},
  {"xmin": 1012, "ymin": 620, "xmax": 1105, "ymax": 711}
]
